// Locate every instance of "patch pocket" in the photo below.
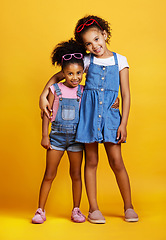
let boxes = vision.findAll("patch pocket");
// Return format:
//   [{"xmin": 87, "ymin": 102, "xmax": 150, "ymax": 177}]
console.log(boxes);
[
  {"xmin": 62, "ymin": 105, "xmax": 75, "ymax": 121},
  {"xmin": 107, "ymin": 109, "xmax": 121, "ymax": 130}
]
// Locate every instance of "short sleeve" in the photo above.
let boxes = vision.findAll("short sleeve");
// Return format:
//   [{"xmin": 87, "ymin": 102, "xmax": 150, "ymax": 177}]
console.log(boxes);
[
  {"xmin": 117, "ymin": 54, "xmax": 129, "ymax": 71},
  {"xmin": 83, "ymin": 54, "xmax": 91, "ymax": 73},
  {"xmin": 80, "ymin": 85, "xmax": 84, "ymax": 93},
  {"xmin": 50, "ymin": 85, "xmax": 55, "ymax": 95}
]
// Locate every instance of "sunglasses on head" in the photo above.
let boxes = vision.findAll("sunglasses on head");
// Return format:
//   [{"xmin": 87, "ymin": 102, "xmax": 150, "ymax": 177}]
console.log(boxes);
[
  {"xmin": 76, "ymin": 19, "xmax": 103, "ymax": 33},
  {"xmin": 61, "ymin": 53, "xmax": 83, "ymax": 64}
]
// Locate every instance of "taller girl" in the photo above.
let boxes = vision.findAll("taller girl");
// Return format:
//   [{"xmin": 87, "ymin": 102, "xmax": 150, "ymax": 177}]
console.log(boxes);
[{"xmin": 74, "ymin": 15, "xmax": 138, "ymax": 223}]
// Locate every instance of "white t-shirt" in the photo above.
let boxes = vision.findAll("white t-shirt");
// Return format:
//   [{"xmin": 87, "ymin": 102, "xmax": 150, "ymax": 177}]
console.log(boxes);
[{"xmin": 83, "ymin": 53, "xmax": 129, "ymax": 73}]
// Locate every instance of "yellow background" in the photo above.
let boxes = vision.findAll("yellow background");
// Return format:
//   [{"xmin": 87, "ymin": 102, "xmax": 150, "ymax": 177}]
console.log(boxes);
[{"xmin": 0, "ymin": 0, "xmax": 166, "ymax": 239}]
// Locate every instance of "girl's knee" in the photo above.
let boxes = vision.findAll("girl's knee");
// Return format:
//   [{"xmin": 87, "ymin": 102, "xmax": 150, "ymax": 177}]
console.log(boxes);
[
  {"xmin": 44, "ymin": 171, "xmax": 56, "ymax": 182},
  {"xmin": 110, "ymin": 157, "xmax": 124, "ymax": 172},
  {"xmin": 85, "ymin": 143, "xmax": 98, "ymax": 169},
  {"xmin": 85, "ymin": 157, "xmax": 98, "ymax": 169},
  {"xmin": 70, "ymin": 169, "xmax": 81, "ymax": 181}
]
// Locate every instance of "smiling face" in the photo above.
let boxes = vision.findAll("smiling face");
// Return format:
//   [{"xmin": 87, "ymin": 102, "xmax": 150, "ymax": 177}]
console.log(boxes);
[
  {"xmin": 63, "ymin": 63, "xmax": 83, "ymax": 88},
  {"xmin": 81, "ymin": 28, "xmax": 109, "ymax": 58}
]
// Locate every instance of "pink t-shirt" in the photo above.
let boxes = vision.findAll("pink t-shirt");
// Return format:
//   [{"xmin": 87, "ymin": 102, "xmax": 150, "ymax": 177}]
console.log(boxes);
[{"xmin": 50, "ymin": 82, "xmax": 84, "ymax": 122}]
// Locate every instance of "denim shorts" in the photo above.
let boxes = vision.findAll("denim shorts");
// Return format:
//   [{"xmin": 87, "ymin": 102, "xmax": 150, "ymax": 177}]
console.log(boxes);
[{"xmin": 49, "ymin": 131, "xmax": 84, "ymax": 152}]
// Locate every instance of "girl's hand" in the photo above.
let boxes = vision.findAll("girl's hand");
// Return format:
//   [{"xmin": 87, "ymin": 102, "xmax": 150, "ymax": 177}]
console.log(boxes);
[
  {"xmin": 41, "ymin": 136, "xmax": 52, "ymax": 150},
  {"xmin": 116, "ymin": 124, "xmax": 127, "ymax": 144},
  {"xmin": 111, "ymin": 97, "xmax": 120, "ymax": 109},
  {"xmin": 39, "ymin": 96, "xmax": 52, "ymax": 119}
]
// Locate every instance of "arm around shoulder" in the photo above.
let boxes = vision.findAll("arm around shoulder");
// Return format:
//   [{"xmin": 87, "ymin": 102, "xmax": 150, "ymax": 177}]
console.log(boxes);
[{"xmin": 39, "ymin": 71, "xmax": 64, "ymax": 118}]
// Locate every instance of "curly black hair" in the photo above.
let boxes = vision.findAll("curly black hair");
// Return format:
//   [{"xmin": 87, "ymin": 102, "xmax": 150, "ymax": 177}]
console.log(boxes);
[
  {"xmin": 74, "ymin": 15, "xmax": 112, "ymax": 45},
  {"xmin": 51, "ymin": 38, "xmax": 86, "ymax": 69}
]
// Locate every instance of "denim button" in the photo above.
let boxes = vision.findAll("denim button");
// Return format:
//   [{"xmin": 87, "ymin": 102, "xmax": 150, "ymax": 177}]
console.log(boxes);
[
  {"xmin": 99, "ymin": 115, "xmax": 101, "ymax": 118},
  {"xmin": 101, "ymin": 88, "xmax": 104, "ymax": 91},
  {"xmin": 99, "ymin": 101, "xmax": 102, "ymax": 104},
  {"xmin": 103, "ymin": 67, "xmax": 105, "ymax": 70},
  {"xmin": 102, "ymin": 77, "xmax": 104, "ymax": 80},
  {"xmin": 98, "ymin": 128, "xmax": 100, "ymax": 131}
]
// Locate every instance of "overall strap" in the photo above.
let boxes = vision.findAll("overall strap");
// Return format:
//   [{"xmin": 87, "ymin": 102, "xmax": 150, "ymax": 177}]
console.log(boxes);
[
  {"xmin": 90, "ymin": 53, "xmax": 94, "ymax": 64},
  {"xmin": 112, "ymin": 52, "xmax": 118, "ymax": 65},
  {"xmin": 77, "ymin": 85, "xmax": 82, "ymax": 98},
  {"xmin": 53, "ymin": 83, "xmax": 62, "ymax": 96}
]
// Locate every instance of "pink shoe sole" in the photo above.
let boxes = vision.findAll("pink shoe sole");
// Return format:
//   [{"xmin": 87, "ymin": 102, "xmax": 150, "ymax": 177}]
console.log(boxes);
[
  {"xmin": 71, "ymin": 216, "xmax": 85, "ymax": 223},
  {"xmin": 32, "ymin": 218, "xmax": 46, "ymax": 224}
]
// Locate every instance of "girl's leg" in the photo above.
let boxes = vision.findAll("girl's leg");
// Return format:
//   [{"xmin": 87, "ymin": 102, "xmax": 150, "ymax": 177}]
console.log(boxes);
[
  {"xmin": 67, "ymin": 150, "xmax": 85, "ymax": 223},
  {"xmin": 67, "ymin": 150, "xmax": 83, "ymax": 208},
  {"xmin": 104, "ymin": 142, "xmax": 133, "ymax": 210},
  {"xmin": 84, "ymin": 142, "xmax": 99, "ymax": 212},
  {"xmin": 38, "ymin": 149, "xmax": 64, "ymax": 211}
]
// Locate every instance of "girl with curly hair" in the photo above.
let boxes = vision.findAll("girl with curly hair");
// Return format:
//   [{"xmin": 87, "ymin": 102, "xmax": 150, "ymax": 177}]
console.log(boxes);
[{"xmin": 32, "ymin": 39, "xmax": 86, "ymax": 224}]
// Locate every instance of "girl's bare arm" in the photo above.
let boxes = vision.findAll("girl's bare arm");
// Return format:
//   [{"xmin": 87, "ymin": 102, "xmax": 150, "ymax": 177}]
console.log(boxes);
[
  {"xmin": 117, "ymin": 67, "xmax": 130, "ymax": 144},
  {"xmin": 41, "ymin": 89, "xmax": 55, "ymax": 149},
  {"xmin": 39, "ymin": 71, "xmax": 64, "ymax": 118}
]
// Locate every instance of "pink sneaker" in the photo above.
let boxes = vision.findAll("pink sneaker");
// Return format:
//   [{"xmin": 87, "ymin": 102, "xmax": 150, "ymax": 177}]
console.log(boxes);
[
  {"xmin": 32, "ymin": 208, "xmax": 46, "ymax": 224},
  {"xmin": 125, "ymin": 208, "xmax": 139, "ymax": 222},
  {"xmin": 71, "ymin": 207, "xmax": 86, "ymax": 223},
  {"xmin": 88, "ymin": 210, "xmax": 106, "ymax": 224}
]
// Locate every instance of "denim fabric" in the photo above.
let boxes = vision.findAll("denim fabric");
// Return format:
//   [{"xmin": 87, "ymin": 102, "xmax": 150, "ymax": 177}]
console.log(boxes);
[
  {"xmin": 76, "ymin": 52, "xmax": 122, "ymax": 144},
  {"xmin": 49, "ymin": 84, "xmax": 84, "ymax": 151},
  {"xmin": 50, "ymin": 132, "xmax": 84, "ymax": 152}
]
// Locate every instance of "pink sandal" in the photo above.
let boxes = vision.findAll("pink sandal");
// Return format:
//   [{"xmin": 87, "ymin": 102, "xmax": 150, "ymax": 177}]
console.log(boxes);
[
  {"xmin": 32, "ymin": 208, "xmax": 46, "ymax": 224},
  {"xmin": 71, "ymin": 207, "xmax": 85, "ymax": 223}
]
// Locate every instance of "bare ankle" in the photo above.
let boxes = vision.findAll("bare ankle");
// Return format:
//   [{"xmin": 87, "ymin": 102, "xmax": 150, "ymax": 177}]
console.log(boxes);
[
  {"xmin": 89, "ymin": 207, "xmax": 99, "ymax": 213},
  {"xmin": 124, "ymin": 204, "xmax": 133, "ymax": 211}
]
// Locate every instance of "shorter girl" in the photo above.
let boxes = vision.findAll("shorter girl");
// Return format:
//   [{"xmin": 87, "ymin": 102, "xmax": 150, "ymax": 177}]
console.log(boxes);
[{"xmin": 32, "ymin": 39, "xmax": 86, "ymax": 224}]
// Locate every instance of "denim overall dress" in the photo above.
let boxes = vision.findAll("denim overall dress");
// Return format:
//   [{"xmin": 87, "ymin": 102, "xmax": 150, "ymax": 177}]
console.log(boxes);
[
  {"xmin": 75, "ymin": 52, "xmax": 121, "ymax": 144},
  {"xmin": 49, "ymin": 83, "xmax": 84, "ymax": 152}
]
